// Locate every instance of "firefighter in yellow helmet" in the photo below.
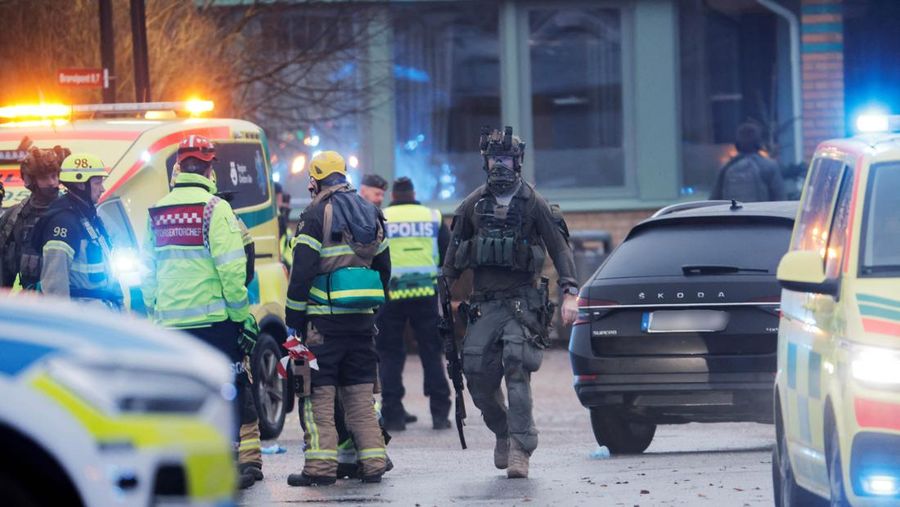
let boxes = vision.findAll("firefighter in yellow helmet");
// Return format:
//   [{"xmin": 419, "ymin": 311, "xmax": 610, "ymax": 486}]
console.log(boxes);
[
  {"xmin": 32, "ymin": 153, "xmax": 121, "ymax": 306},
  {"xmin": 286, "ymin": 150, "xmax": 391, "ymax": 486}
]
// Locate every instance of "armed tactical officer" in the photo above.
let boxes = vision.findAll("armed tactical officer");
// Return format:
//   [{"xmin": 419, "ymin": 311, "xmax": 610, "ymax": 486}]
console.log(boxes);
[
  {"xmin": 442, "ymin": 127, "xmax": 579, "ymax": 478},
  {"xmin": 34, "ymin": 153, "xmax": 121, "ymax": 306},
  {"xmin": 141, "ymin": 136, "xmax": 260, "ymax": 488},
  {"xmin": 0, "ymin": 146, "xmax": 67, "ymax": 289},
  {"xmin": 377, "ymin": 176, "xmax": 452, "ymax": 431},
  {"xmin": 285, "ymin": 151, "xmax": 391, "ymax": 487}
]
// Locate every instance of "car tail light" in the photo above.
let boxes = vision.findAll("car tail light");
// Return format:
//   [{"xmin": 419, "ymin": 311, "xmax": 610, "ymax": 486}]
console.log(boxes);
[
  {"xmin": 574, "ymin": 297, "xmax": 618, "ymax": 326},
  {"xmin": 575, "ymin": 374, "xmax": 598, "ymax": 383}
]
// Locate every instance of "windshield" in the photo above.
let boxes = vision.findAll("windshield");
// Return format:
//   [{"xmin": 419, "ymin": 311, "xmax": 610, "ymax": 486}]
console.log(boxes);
[
  {"xmin": 861, "ymin": 162, "xmax": 900, "ymax": 277},
  {"xmin": 597, "ymin": 218, "xmax": 793, "ymax": 279}
]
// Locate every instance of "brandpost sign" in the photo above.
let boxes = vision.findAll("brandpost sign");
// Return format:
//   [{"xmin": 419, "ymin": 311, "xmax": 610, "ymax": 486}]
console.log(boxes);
[{"xmin": 57, "ymin": 68, "xmax": 109, "ymax": 89}]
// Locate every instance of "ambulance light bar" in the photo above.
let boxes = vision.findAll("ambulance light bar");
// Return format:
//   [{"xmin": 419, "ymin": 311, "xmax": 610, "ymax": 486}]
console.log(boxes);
[{"xmin": 0, "ymin": 100, "xmax": 214, "ymax": 121}]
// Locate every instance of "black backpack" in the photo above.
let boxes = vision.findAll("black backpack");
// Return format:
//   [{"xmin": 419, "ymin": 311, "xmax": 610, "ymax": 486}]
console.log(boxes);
[{"xmin": 720, "ymin": 154, "xmax": 769, "ymax": 202}]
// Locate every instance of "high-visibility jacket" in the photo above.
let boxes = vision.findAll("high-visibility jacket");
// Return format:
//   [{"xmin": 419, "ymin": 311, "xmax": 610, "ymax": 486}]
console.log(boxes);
[
  {"xmin": 142, "ymin": 172, "xmax": 249, "ymax": 328},
  {"xmin": 383, "ymin": 203, "xmax": 441, "ymax": 299}
]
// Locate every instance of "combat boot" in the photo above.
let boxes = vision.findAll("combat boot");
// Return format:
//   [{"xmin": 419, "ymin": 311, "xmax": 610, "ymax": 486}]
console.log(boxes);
[
  {"xmin": 494, "ymin": 437, "xmax": 509, "ymax": 470},
  {"xmin": 507, "ymin": 441, "xmax": 529, "ymax": 479}
]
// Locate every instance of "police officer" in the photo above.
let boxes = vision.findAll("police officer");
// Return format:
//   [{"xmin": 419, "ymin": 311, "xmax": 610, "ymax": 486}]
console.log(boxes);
[
  {"xmin": 442, "ymin": 127, "xmax": 579, "ymax": 479},
  {"xmin": 377, "ymin": 176, "xmax": 452, "ymax": 431},
  {"xmin": 141, "ymin": 135, "xmax": 260, "ymax": 488},
  {"xmin": 34, "ymin": 153, "xmax": 121, "ymax": 306},
  {"xmin": 359, "ymin": 173, "xmax": 388, "ymax": 208},
  {"xmin": 286, "ymin": 151, "xmax": 390, "ymax": 486},
  {"xmin": 0, "ymin": 146, "xmax": 67, "ymax": 289}
]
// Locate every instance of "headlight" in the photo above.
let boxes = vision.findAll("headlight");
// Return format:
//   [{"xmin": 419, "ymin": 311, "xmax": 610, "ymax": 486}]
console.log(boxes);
[
  {"xmin": 110, "ymin": 248, "xmax": 141, "ymax": 286},
  {"xmin": 851, "ymin": 346, "xmax": 900, "ymax": 386},
  {"xmin": 46, "ymin": 358, "xmax": 215, "ymax": 414}
]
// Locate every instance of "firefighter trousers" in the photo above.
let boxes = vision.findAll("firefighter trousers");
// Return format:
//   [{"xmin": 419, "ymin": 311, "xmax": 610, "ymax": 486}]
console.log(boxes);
[{"xmin": 299, "ymin": 332, "xmax": 386, "ymax": 477}]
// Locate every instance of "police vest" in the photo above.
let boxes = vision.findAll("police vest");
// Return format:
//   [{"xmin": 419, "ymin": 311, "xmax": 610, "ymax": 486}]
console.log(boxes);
[{"xmin": 384, "ymin": 203, "xmax": 440, "ymax": 299}]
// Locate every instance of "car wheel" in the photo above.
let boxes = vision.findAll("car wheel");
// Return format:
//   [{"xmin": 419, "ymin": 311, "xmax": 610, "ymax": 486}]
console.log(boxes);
[
  {"xmin": 252, "ymin": 333, "xmax": 288, "ymax": 440},
  {"xmin": 774, "ymin": 402, "xmax": 824, "ymax": 507},
  {"xmin": 827, "ymin": 424, "xmax": 849, "ymax": 507},
  {"xmin": 0, "ymin": 472, "xmax": 38, "ymax": 507},
  {"xmin": 589, "ymin": 408, "xmax": 656, "ymax": 454}
]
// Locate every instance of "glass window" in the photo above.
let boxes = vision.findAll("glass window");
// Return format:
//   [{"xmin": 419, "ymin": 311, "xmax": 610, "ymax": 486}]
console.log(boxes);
[
  {"xmin": 529, "ymin": 8, "xmax": 625, "ymax": 190},
  {"xmin": 598, "ymin": 219, "xmax": 792, "ymax": 279},
  {"xmin": 791, "ymin": 157, "xmax": 845, "ymax": 255},
  {"xmin": 860, "ymin": 163, "xmax": 900, "ymax": 277},
  {"xmin": 166, "ymin": 143, "xmax": 271, "ymax": 210},
  {"xmin": 679, "ymin": 1, "xmax": 778, "ymax": 195},
  {"xmin": 824, "ymin": 169, "xmax": 854, "ymax": 279},
  {"xmin": 392, "ymin": 3, "xmax": 500, "ymax": 201},
  {"xmin": 96, "ymin": 199, "xmax": 136, "ymax": 250}
]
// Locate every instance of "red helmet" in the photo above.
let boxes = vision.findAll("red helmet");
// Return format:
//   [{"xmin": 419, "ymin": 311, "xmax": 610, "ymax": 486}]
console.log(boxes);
[{"xmin": 176, "ymin": 135, "xmax": 217, "ymax": 164}]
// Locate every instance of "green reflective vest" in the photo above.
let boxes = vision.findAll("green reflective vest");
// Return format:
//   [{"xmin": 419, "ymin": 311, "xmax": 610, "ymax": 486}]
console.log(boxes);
[
  {"xmin": 142, "ymin": 172, "xmax": 250, "ymax": 328},
  {"xmin": 383, "ymin": 203, "xmax": 440, "ymax": 299}
]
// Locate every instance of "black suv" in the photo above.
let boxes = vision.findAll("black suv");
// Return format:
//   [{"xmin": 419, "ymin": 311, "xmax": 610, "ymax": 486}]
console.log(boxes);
[{"xmin": 570, "ymin": 200, "xmax": 796, "ymax": 453}]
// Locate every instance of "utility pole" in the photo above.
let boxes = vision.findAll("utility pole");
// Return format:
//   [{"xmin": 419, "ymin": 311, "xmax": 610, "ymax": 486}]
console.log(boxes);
[
  {"xmin": 130, "ymin": 0, "xmax": 151, "ymax": 102},
  {"xmin": 99, "ymin": 0, "xmax": 116, "ymax": 103}
]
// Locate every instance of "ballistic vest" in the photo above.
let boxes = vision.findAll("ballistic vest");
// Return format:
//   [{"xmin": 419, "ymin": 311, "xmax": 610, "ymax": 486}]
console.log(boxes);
[{"xmin": 383, "ymin": 203, "xmax": 441, "ymax": 299}]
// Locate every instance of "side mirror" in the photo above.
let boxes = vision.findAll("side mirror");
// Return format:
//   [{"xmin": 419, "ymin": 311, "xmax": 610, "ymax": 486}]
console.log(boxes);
[{"xmin": 777, "ymin": 250, "xmax": 839, "ymax": 296}]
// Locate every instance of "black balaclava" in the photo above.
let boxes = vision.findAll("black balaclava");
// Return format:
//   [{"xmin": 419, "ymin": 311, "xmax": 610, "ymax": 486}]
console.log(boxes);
[{"xmin": 487, "ymin": 159, "xmax": 519, "ymax": 196}]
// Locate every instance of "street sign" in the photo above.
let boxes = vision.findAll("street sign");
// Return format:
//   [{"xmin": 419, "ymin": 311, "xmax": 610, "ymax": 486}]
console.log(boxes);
[{"xmin": 57, "ymin": 68, "xmax": 109, "ymax": 89}]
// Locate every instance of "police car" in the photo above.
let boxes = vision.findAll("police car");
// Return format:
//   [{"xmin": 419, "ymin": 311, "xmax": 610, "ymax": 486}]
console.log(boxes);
[
  {"xmin": 0, "ymin": 101, "xmax": 292, "ymax": 439},
  {"xmin": 0, "ymin": 296, "xmax": 236, "ymax": 506},
  {"xmin": 773, "ymin": 114, "xmax": 900, "ymax": 506}
]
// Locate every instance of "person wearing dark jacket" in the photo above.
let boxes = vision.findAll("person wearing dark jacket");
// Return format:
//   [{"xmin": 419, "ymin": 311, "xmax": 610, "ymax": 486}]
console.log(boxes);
[
  {"xmin": 376, "ymin": 177, "xmax": 452, "ymax": 431},
  {"xmin": 285, "ymin": 151, "xmax": 391, "ymax": 487},
  {"xmin": 710, "ymin": 122, "xmax": 786, "ymax": 202}
]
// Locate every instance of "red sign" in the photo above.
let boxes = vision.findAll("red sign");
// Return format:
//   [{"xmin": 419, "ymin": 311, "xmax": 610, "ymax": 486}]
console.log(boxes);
[{"xmin": 57, "ymin": 68, "xmax": 108, "ymax": 88}]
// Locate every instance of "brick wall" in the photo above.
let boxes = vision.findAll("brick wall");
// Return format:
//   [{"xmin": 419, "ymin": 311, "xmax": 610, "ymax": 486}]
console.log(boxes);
[
  {"xmin": 801, "ymin": 0, "xmax": 845, "ymax": 159},
  {"xmin": 564, "ymin": 209, "xmax": 655, "ymax": 248}
]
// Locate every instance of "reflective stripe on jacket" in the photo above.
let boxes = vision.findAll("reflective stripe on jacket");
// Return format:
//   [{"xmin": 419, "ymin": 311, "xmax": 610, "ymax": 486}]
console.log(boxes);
[
  {"xmin": 142, "ymin": 172, "xmax": 249, "ymax": 328},
  {"xmin": 383, "ymin": 204, "xmax": 440, "ymax": 299}
]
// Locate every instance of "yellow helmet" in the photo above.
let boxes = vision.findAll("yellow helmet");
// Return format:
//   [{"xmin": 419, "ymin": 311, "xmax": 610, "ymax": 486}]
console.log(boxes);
[
  {"xmin": 309, "ymin": 151, "xmax": 346, "ymax": 181},
  {"xmin": 60, "ymin": 153, "xmax": 108, "ymax": 183}
]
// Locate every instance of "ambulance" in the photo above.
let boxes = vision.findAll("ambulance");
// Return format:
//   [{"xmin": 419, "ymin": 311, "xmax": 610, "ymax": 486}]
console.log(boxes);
[
  {"xmin": 773, "ymin": 115, "xmax": 900, "ymax": 506},
  {"xmin": 0, "ymin": 101, "xmax": 292, "ymax": 439},
  {"xmin": 0, "ymin": 296, "xmax": 236, "ymax": 506}
]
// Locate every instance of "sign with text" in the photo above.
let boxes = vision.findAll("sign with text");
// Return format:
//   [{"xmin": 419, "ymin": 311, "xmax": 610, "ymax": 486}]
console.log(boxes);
[{"xmin": 57, "ymin": 68, "xmax": 109, "ymax": 88}]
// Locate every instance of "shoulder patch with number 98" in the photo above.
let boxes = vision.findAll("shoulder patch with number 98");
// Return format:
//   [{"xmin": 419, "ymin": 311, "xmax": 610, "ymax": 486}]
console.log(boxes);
[{"xmin": 53, "ymin": 226, "xmax": 68, "ymax": 238}]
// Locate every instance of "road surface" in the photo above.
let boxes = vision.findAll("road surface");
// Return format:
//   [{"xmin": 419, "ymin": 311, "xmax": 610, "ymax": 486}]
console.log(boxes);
[{"xmin": 238, "ymin": 349, "xmax": 775, "ymax": 506}]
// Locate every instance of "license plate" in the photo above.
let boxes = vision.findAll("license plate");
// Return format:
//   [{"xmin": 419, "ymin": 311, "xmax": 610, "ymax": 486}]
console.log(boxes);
[{"xmin": 642, "ymin": 310, "xmax": 729, "ymax": 333}]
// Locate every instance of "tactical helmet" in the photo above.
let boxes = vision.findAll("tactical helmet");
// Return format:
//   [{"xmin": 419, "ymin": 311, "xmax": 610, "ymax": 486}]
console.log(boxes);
[
  {"xmin": 59, "ymin": 153, "xmax": 108, "ymax": 183},
  {"xmin": 479, "ymin": 126, "xmax": 525, "ymax": 172},
  {"xmin": 309, "ymin": 151, "xmax": 347, "ymax": 181},
  {"xmin": 20, "ymin": 145, "xmax": 69, "ymax": 181},
  {"xmin": 176, "ymin": 135, "xmax": 217, "ymax": 164}
]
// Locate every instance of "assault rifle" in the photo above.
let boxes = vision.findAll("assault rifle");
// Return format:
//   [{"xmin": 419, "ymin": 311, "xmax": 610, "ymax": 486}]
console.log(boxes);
[{"xmin": 438, "ymin": 275, "xmax": 467, "ymax": 449}]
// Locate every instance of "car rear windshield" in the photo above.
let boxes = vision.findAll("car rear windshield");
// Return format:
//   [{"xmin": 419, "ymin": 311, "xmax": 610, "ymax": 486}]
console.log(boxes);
[{"xmin": 597, "ymin": 218, "xmax": 793, "ymax": 279}]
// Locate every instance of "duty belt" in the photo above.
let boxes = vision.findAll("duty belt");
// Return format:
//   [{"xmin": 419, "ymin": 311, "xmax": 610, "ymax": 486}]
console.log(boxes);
[{"xmin": 469, "ymin": 286, "xmax": 535, "ymax": 303}]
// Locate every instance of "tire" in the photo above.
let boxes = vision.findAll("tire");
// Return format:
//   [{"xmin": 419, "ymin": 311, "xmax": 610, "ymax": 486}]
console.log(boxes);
[
  {"xmin": 589, "ymin": 408, "xmax": 656, "ymax": 454},
  {"xmin": 827, "ymin": 423, "xmax": 850, "ymax": 507},
  {"xmin": 773, "ymin": 402, "xmax": 825, "ymax": 507},
  {"xmin": 0, "ymin": 472, "xmax": 38, "ymax": 507},
  {"xmin": 252, "ymin": 333, "xmax": 288, "ymax": 440}
]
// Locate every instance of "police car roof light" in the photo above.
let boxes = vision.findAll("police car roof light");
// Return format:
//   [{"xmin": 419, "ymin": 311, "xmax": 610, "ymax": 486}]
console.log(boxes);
[{"xmin": 856, "ymin": 113, "xmax": 892, "ymax": 133}]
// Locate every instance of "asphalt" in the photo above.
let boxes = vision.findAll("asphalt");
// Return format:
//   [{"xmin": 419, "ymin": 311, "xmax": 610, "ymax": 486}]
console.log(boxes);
[{"xmin": 238, "ymin": 349, "xmax": 775, "ymax": 506}]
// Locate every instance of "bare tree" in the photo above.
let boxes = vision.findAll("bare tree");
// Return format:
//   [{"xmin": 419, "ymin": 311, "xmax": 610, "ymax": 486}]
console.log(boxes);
[{"xmin": 0, "ymin": 0, "xmax": 389, "ymax": 134}]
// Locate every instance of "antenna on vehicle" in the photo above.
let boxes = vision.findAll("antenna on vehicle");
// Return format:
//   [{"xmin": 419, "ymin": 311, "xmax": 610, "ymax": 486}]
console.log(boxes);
[{"xmin": 730, "ymin": 199, "xmax": 743, "ymax": 211}]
